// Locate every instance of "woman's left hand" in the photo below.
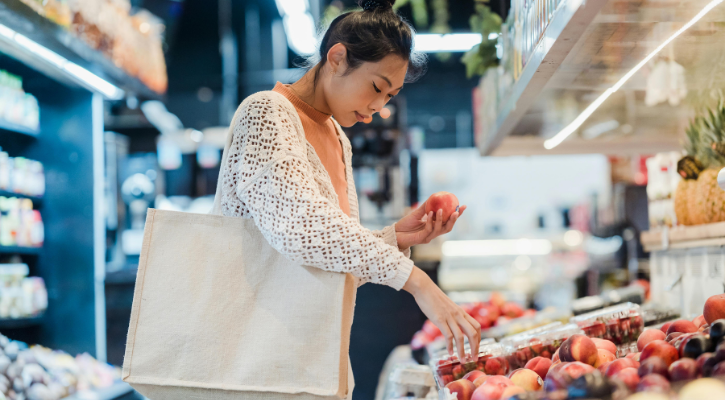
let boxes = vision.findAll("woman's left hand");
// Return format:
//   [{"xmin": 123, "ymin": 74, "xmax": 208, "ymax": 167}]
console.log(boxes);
[{"xmin": 395, "ymin": 203, "xmax": 467, "ymax": 250}]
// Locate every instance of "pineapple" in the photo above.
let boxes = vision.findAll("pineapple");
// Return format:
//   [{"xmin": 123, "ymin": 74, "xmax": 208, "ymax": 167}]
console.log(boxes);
[
  {"xmin": 674, "ymin": 179, "xmax": 694, "ymax": 225},
  {"xmin": 685, "ymin": 100, "xmax": 725, "ymax": 224}
]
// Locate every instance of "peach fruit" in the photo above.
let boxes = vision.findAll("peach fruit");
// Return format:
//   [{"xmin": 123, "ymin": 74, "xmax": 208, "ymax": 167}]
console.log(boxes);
[
  {"xmin": 563, "ymin": 362, "xmax": 595, "ymax": 380},
  {"xmin": 425, "ymin": 192, "xmax": 459, "ymax": 222},
  {"xmin": 446, "ymin": 379, "xmax": 476, "ymax": 400},
  {"xmin": 638, "ymin": 356, "xmax": 669, "ymax": 378},
  {"xmin": 637, "ymin": 373, "xmax": 671, "ymax": 393},
  {"xmin": 693, "ymin": 314, "xmax": 707, "ymax": 328},
  {"xmin": 612, "ymin": 367, "xmax": 640, "ymax": 391},
  {"xmin": 500, "ymin": 386, "xmax": 525, "ymax": 400},
  {"xmin": 668, "ymin": 358, "xmax": 698, "ymax": 381},
  {"xmin": 473, "ymin": 375, "xmax": 491, "ymax": 388},
  {"xmin": 524, "ymin": 357, "xmax": 552, "ymax": 380},
  {"xmin": 464, "ymin": 371, "xmax": 487, "ymax": 383},
  {"xmin": 704, "ymin": 294, "xmax": 725, "ymax": 324},
  {"xmin": 558, "ymin": 334, "xmax": 598, "ymax": 366},
  {"xmin": 638, "ymin": 329, "xmax": 666, "ymax": 351},
  {"xmin": 471, "ymin": 384, "xmax": 503, "ymax": 400},
  {"xmin": 594, "ymin": 349, "xmax": 616, "ymax": 368},
  {"xmin": 591, "ymin": 338, "xmax": 618, "ymax": 355},
  {"xmin": 666, "ymin": 319, "xmax": 698, "ymax": 335},
  {"xmin": 626, "ymin": 352, "xmax": 641, "ymax": 362},
  {"xmin": 605, "ymin": 358, "xmax": 637, "ymax": 377},
  {"xmin": 508, "ymin": 369, "xmax": 543, "ymax": 391},
  {"xmin": 660, "ymin": 322, "xmax": 673, "ymax": 334},
  {"xmin": 640, "ymin": 340, "xmax": 679, "ymax": 366}
]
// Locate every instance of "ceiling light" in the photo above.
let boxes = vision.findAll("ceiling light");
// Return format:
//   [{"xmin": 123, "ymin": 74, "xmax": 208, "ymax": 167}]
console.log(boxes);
[
  {"xmin": 441, "ymin": 239, "xmax": 552, "ymax": 257},
  {"xmin": 414, "ymin": 33, "xmax": 483, "ymax": 53},
  {"xmin": 283, "ymin": 13, "xmax": 317, "ymax": 55},
  {"xmin": 0, "ymin": 24, "xmax": 124, "ymax": 100},
  {"xmin": 544, "ymin": 0, "xmax": 723, "ymax": 150}
]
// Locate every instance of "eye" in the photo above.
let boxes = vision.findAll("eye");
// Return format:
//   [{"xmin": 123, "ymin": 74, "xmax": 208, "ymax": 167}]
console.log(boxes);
[
  {"xmin": 388, "ymin": 94, "xmax": 396, "ymax": 99},
  {"xmin": 372, "ymin": 81, "xmax": 381, "ymax": 93}
]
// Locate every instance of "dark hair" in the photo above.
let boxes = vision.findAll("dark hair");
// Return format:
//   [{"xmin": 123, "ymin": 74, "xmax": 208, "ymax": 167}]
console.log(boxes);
[{"xmin": 312, "ymin": 0, "xmax": 427, "ymax": 84}]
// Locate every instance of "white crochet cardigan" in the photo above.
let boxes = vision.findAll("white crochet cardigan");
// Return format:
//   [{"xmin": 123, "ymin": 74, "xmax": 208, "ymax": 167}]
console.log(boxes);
[{"xmin": 219, "ymin": 91, "xmax": 414, "ymax": 290}]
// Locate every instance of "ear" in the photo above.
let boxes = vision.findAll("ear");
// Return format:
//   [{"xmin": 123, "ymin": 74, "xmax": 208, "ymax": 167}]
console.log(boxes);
[{"xmin": 326, "ymin": 43, "xmax": 348, "ymax": 74}]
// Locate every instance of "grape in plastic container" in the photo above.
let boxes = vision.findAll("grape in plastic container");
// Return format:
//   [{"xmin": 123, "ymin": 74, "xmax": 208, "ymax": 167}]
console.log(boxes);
[
  {"xmin": 501, "ymin": 323, "xmax": 582, "ymax": 370},
  {"xmin": 430, "ymin": 343, "xmax": 507, "ymax": 388},
  {"xmin": 569, "ymin": 302, "xmax": 644, "ymax": 350}
]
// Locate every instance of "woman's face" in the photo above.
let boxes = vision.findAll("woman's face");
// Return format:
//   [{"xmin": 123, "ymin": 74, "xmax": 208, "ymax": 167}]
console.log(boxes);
[{"xmin": 323, "ymin": 51, "xmax": 408, "ymax": 128}]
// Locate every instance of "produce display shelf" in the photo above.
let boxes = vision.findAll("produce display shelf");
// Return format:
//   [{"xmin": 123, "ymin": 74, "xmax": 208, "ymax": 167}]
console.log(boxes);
[
  {"xmin": 0, "ymin": 245, "xmax": 41, "ymax": 255},
  {"xmin": 0, "ymin": 118, "xmax": 38, "ymax": 137},
  {"xmin": 0, "ymin": 314, "xmax": 43, "ymax": 329},
  {"xmin": 477, "ymin": 0, "xmax": 608, "ymax": 156},
  {"xmin": 63, "ymin": 382, "xmax": 134, "ymax": 400},
  {"xmin": 641, "ymin": 222, "xmax": 725, "ymax": 251},
  {"xmin": 0, "ymin": 0, "xmax": 160, "ymax": 99}
]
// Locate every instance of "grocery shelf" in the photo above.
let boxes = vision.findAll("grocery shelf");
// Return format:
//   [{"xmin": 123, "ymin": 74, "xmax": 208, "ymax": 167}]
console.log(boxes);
[
  {"xmin": 0, "ymin": 246, "xmax": 41, "ymax": 255},
  {"xmin": 477, "ymin": 0, "xmax": 609, "ymax": 155},
  {"xmin": 0, "ymin": 314, "xmax": 43, "ymax": 329},
  {"xmin": 0, "ymin": 0, "xmax": 160, "ymax": 99},
  {"xmin": 641, "ymin": 222, "xmax": 725, "ymax": 251},
  {"xmin": 63, "ymin": 381, "xmax": 134, "ymax": 400},
  {"xmin": 0, "ymin": 118, "xmax": 38, "ymax": 137},
  {"xmin": 0, "ymin": 189, "xmax": 43, "ymax": 205}
]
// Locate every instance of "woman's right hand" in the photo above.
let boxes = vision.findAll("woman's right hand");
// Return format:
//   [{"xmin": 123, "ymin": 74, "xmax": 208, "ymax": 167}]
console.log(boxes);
[{"xmin": 403, "ymin": 266, "xmax": 481, "ymax": 362}]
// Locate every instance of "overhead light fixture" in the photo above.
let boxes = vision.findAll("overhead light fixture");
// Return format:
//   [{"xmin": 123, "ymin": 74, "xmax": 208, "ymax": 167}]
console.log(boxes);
[
  {"xmin": 414, "ymin": 33, "xmax": 483, "ymax": 53},
  {"xmin": 275, "ymin": 0, "xmax": 317, "ymax": 56},
  {"xmin": 441, "ymin": 239, "xmax": 553, "ymax": 257},
  {"xmin": 0, "ymin": 24, "xmax": 124, "ymax": 100},
  {"xmin": 544, "ymin": 0, "xmax": 723, "ymax": 150}
]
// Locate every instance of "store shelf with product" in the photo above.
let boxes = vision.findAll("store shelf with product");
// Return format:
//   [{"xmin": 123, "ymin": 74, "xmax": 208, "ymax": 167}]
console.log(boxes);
[
  {"xmin": 0, "ymin": 118, "xmax": 39, "ymax": 138},
  {"xmin": 475, "ymin": 0, "xmax": 724, "ymax": 156},
  {"xmin": 0, "ymin": 0, "xmax": 165, "ymax": 99}
]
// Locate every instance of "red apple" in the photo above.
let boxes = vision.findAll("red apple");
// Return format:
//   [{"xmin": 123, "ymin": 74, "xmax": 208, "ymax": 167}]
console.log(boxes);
[
  {"xmin": 591, "ymin": 338, "xmax": 617, "ymax": 355},
  {"xmin": 425, "ymin": 191, "xmax": 459, "ymax": 222},
  {"xmin": 446, "ymin": 379, "xmax": 476, "ymax": 400},
  {"xmin": 638, "ymin": 329, "xmax": 667, "ymax": 351},
  {"xmin": 640, "ymin": 340, "xmax": 679, "ymax": 366}
]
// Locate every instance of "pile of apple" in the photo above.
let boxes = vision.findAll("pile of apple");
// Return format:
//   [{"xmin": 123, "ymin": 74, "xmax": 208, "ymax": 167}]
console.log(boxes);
[
  {"xmin": 412, "ymin": 293, "xmax": 535, "ymax": 351},
  {"xmin": 441, "ymin": 293, "xmax": 725, "ymax": 400}
]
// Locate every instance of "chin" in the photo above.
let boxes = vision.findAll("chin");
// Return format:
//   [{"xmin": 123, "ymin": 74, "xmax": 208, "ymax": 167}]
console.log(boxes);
[{"xmin": 336, "ymin": 118, "xmax": 356, "ymax": 128}]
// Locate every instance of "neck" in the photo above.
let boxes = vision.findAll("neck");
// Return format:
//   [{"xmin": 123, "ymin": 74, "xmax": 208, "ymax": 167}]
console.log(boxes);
[{"xmin": 289, "ymin": 65, "xmax": 332, "ymax": 115}]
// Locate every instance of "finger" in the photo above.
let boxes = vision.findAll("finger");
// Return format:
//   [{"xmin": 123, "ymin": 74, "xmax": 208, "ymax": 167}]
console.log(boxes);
[
  {"xmin": 444, "ymin": 212, "xmax": 459, "ymax": 233},
  {"xmin": 439, "ymin": 322, "xmax": 454, "ymax": 356},
  {"xmin": 410, "ymin": 203, "xmax": 427, "ymax": 219},
  {"xmin": 435, "ymin": 209, "xmax": 444, "ymax": 233},
  {"xmin": 449, "ymin": 319, "xmax": 467, "ymax": 363},
  {"xmin": 458, "ymin": 205, "xmax": 467, "ymax": 216},
  {"xmin": 425, "ymin": 212, "xmax": 434, "ymax": 235},
  {"xmin": 460, "ymin": 313, "xmax": 482, "ymax": 361}
]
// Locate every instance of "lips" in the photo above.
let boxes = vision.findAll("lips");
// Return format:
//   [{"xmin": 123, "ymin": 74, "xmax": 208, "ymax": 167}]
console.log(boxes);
[{"xmin": 355, "ymin": 111, "xmax": 370, "ymax": 122}]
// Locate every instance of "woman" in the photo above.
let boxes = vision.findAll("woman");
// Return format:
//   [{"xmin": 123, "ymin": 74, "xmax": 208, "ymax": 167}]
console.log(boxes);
[{"xmin": 218, "ymin": 0, "xmax": 481, "ymax": 396}]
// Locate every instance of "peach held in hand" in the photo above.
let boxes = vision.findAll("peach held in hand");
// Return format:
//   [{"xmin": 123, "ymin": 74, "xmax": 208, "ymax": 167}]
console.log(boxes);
[
  {"xmin": 425, "ymin": 191, "xmax": 459, "ymax": 222},
  {"xmin": 558, "ymin": 334, "xmax": 598, "ymax": 366},
  {"xmin": 637, "ymin": 329, "xmax": 666, "ymax": 351}
]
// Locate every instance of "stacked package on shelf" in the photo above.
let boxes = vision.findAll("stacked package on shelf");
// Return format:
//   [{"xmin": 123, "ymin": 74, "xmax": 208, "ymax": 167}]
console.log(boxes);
[
  {"xmin": 569, "ymin": 302, "xmax": 644, "ymax": 357},
  {"xmin": 646, "ymin": 152, "xmax": 682, "ymax": 228},
  {"xmin": 0, "ymin": 264, "xmax": 47, "ymax": 319},
  {"xmin": 0, "ymin": 198, "xmax": 44, "ymax": 249},
  {"xmin": 0, "ymin": 71, "xmax": 39, "ymax": 132}
]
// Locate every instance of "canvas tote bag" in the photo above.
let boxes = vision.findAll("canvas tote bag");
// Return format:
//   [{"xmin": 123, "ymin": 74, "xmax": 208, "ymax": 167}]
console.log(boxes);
[{"xmin": 123, "ymin": 112, "xmax": 356, "ymax": 399}]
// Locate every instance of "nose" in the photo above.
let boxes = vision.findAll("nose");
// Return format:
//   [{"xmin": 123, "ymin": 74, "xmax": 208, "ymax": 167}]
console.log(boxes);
[{"xmin": 370, "ymin": 97, "xmax": 385, "ymax": 114}]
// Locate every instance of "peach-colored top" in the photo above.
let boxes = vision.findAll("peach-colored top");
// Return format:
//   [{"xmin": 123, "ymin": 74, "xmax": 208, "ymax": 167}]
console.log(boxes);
[{"xmin": 273, "ymin": 82, "xmax": 350, "ymax": 217}]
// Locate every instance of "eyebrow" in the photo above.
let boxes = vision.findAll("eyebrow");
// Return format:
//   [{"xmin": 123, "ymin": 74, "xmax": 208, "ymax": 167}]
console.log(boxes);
[{"xmin": 375, "ymin": 73, "xmax": 404, "ymax": 91}]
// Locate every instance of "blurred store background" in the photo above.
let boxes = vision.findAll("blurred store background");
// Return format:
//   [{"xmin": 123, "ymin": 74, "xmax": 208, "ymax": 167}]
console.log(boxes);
[{"xmin": 0, "ymin": 0, "xmax": 723, "ymax": 399}]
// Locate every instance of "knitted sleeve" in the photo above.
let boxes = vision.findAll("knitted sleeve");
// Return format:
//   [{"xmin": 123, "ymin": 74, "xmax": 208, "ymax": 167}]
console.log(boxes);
[
  {"xmin": 220, "ymin": 93, "xmax": 414, "ymax": 290},
  {"xmin": 371, "ymin": 225, "xmax": 412, "ymax": 259}
]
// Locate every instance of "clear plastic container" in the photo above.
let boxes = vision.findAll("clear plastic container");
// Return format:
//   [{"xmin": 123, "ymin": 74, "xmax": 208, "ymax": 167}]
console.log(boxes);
[
  {"xmin": 501, "ymin": 323, "xmax": 582, "ymax": 370},
  {"xmin": 570, "ymin": 302, "xmax": 644, "ymax": 346},
  {"xmin": 641, "ymin": 303, "xmax": 681, "ymax": 327},
  {"xmin": 430, "ymin": 343, "xmax": 506, "ymax": 388}
]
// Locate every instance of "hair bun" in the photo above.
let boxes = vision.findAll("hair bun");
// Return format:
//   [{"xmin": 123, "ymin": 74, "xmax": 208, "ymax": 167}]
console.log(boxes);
[{"xmin": 360, "ymin": 0, "xmax": 395, "ymax": 12}]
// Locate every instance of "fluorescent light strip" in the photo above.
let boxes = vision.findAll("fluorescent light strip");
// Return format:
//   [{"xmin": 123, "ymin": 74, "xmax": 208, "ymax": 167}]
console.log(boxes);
[
  {"xmin": 441, "ymin": 239, "xmax": 553, "ymax": 257},
  {"xmin": 414, "ymin": 33, "xmax": 484, "ymax": 53},
  {"xmin": 544, "ymin": 0, "xmax": 724, "ymax": 150},
  {"xmin": 0, "ymin": 24, "xmax": 124, "ymax": 100}
]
